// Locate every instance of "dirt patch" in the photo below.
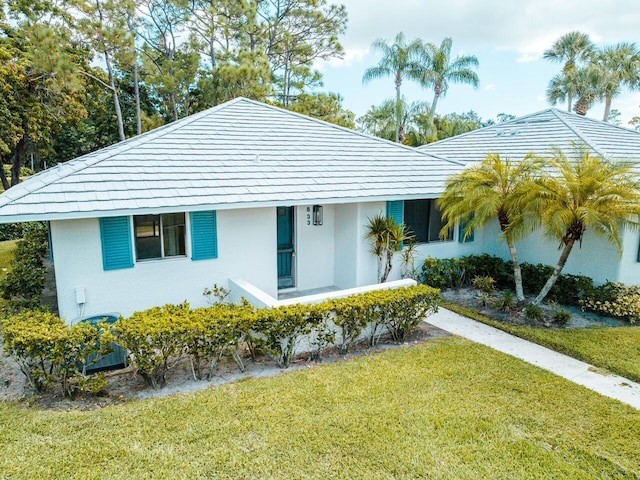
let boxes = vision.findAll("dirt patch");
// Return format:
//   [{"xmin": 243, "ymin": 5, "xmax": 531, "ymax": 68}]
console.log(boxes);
[
  {"xmin": 0, "ymin": 322, "xmax": 450, "ymax": 411},
  {"xmin": 441, "ymin": 287, "xmax": 628, "ymax": 328}
]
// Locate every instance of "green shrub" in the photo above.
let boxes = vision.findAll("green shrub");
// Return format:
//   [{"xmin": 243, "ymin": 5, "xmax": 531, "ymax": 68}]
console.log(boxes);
[
  {"xmin": 0, "ymin": 222, "xmax": 49, "ymax": 309},
  {"xmin": 0, "ymin": 223, "xmax": 26, "ymax": 242},
  {"xmin": 551, "ymin": 306, "xmax": 571, "ymax": 326},
  {"xmin": 1, "ymin": 310, "xmax": 106, "ymax": 396},
  {"xmin": 458, "ymin": 254, "xmax": 513, "ymax": 289},
  {"xmin": 421, "ymin": 257, "xmax": 465, "ymax": 289},
  {"xmin": 255, "ymin": 303, "xmax": 329, "ymax": 368},
  {"xmin": 332, "ymin": 296, "xmax": 373, "ymax": 354},
  {"xmin": 182, "ymin": 303, "xmax": 251, "ymax": 380},
  {"xmin": 524, "ymin": 304, "xmax": 544, "ymax": 322},
  {"xmin": 110, "ymin": 303, "xmax": 190, "ymax": 388},
  {"xmin": 382, "ymin": 285, "xmax": 439, "ymax": 342},
  {"xmin": 495, "ymin": 290, "xmax": 515, "ymax": 312},
  {"xmin": 471, "ymin": 276, "xmax": 496, "ymax": 294},
  {"xmin": 581, "ymin": 282, "xmax": 640, "ymax": 323}
]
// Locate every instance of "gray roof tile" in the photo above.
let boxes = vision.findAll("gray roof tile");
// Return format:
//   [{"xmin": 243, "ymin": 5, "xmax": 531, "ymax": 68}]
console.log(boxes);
[{"xmin": 0, "ymin": 97, "xmax": 461, "ymax": 221}]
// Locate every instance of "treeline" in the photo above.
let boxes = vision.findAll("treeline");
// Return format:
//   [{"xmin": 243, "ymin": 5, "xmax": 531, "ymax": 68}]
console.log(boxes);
[{"xmin": 0, "ymin": 0, "xmax": 353, "ymax": 189}]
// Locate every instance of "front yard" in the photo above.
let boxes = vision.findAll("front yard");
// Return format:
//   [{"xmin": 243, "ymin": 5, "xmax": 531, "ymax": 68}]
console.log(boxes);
[
  {"xmin": 1, "ymin": 337, "xmax": 639, "ymax": 479},
  {"xmin": 445, "ymin": 302, "xmax": 640, "ymax": 383}
]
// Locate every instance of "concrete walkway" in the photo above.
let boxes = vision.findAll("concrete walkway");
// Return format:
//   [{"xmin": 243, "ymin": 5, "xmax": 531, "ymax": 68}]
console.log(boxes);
[{"xmin": 426, "ymin": 308, "xmax": 640, "ymax": 410}]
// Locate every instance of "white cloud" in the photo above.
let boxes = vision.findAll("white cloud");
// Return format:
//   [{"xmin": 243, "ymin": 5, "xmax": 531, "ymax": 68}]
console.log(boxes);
[{"xmin": 484, "ymin": 84, "xmax": 496, "ymax": 91}]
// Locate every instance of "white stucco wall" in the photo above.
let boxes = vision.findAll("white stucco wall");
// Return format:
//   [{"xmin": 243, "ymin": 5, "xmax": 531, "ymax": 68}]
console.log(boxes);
[
  {"xmin": 295, "ymin": 205, "xmax": 335, "ymax": 291},
  {"xmin": 618, "ymin": 229, "xmax": 640, "ymax": 286},
  {"xmin": 51, "ymin": 207, "xmax": 277, "ymax": 321},
  {"xmin": 480, "ymin": 220, "xmax": 623, "ymax": 285},
  {"xmin": 333, "ymin": 203, "xmax": 359, "ymax": 289}
]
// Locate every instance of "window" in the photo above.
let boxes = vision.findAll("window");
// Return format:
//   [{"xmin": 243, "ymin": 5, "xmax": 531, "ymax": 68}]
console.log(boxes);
[
  {"xmin": 134, "ymin": 213, "xmax": 186, "ymax": 260},
  {"xmin": 403, "ymin": 199, "xmax": 452, "ymax": 243}
]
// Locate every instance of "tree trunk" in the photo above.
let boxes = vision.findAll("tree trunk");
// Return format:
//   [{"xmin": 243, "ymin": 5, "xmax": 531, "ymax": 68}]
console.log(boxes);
[
  {"xmin": 0, "ymin": 159, "xmax": 9, "ymax": 191},
  {"xmin": 602, "ymin": 96, "xmax": 612, "ymax": 122},
  {"xmin": 381, "ymin": 249, "xmax": 393, "ymax": 283},
  {"xmin": 11, "ymin": 136, "xmax": 27, "ymax": 187},
  {"xmin": 429, "ymin": 91, "xmax": 440, "ymax": 118},
  {"xmin": 567, "ymin": 93, "xmax": 572, "ymax": 113},
  {"xmin": 506, "ymin": 236, "xmax": 525, "ymax": 303},
  {"xmin": 532, "ymin": 238, "xmax": 576, "ymax": 305},
  {"xmin": 395, "ymin": 73, "xmax": 401, "ymax": 143},
  {"xmin": 126, "ymin": 12, "xmax": 142, "ymax": 136}
]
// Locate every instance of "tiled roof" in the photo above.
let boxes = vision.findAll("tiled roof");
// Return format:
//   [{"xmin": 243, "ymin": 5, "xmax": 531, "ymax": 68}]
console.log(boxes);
[
  {"xmin": 0, "ymin": 98, "xmax": 462, "ymax": 222},
  {"xmin": 419, "ymin": 109, "xmax": 640, "ymax": 172}
]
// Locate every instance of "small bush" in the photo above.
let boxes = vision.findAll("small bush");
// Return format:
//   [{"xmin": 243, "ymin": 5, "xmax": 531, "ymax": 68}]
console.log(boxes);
[
  {"xmin": 581, "ymin": 282, "xmax": 640, "ymax": 323},
  {"xmin": 0, "ymin": 222, "xmax": 49, "ymax": 309},
  {"xmin": 1, "ymin": 310, "xmax": 106, "ymax": 396},
  {"xmin": 495, "ymin": 291, "xmax": 515, "ymax": 312},
  {"xmin": 458, "ymin": 254, "xmax": 513, "ymax": 289},
  {"xmin": 472, "ymin": 276, "xmax": 496, "ymax": 294},
  {"xmin": 524, "ymin": 304, "xmax": 544, "ymax": 322},
  {"xmin": 421, "ymin": 257, "xmax": 465, "ymax": 289},
  {"xmin": 552, "ymin": 307, "xmax": 571, "ymax": 327},
  {"xmin": 382, "ymin": 285, "xmax": 439, "ymax": 342},
  {"xmin": 110, "ymin": 303, "xmax": 189, "ymax": 388}
]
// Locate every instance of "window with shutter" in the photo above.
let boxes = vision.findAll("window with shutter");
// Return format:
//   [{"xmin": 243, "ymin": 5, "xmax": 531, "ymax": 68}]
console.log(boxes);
[
  {"xmin": 100, "ymin": 217, "xmax": 134, "ymax": 270},
  {"xmin": 190, "ymin": 211, "xmax": 218, "ymax": 260}
]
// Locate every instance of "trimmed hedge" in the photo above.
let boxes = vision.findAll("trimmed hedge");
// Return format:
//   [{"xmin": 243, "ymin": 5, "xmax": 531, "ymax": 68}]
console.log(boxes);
[
  {"xmin": 421, "ymin": 255, "xmax": 595, "ymax": 307},
  {"xmin": 1, "ymin": 285, "xmax": 441, "ymax": 393}
]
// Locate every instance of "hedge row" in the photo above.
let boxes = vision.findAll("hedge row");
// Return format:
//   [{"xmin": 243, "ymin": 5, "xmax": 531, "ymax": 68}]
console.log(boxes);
[
  {"xmin": 1, "ymin": 285, "xmax": 440, "ymax": 394},
  {"xmin": 421, "ymin": 254, "xmax": 595, "ymax": 306}
]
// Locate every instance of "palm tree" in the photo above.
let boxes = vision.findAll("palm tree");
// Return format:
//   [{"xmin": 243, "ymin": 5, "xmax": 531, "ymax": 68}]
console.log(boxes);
[
  {"xmin": 544, "ymin": 31, "xmax": 594, "ymax": 112},
  {"xmin": 591, "ymin": 43, "xmax": 640, "ymax": 121},
  {"xmin": 437, "ymin": 154, "xmax": 542, "ymax": 303},
  {"xmin": 522, "ymin": 149, "xmax": 640, "ymax": 305},
  {"xmin": 422, "ymin": 37, "xmax": 479, "ymax": 118},
  {"xmin": 362, "ymin": 32, "xmax": 426, "ymax": 143},
  {"xmin": 366, "ymin": 214, "xmax": 413, "ymax": 283}
]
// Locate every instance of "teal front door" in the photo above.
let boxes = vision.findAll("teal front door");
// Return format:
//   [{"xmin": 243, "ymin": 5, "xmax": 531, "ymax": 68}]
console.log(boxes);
[{"xmin": 277, "ymin": 207, "xmax": 295, "ymax": 289}]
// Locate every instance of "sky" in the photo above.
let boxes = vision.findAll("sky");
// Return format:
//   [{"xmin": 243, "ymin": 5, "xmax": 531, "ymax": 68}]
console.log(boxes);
[{"xmin": 316, "ymin": 0, "xmax": 640, "ymax": 127}]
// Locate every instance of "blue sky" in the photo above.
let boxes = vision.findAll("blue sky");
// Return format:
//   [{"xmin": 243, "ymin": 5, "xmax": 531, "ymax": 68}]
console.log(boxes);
[{"xmin": 316, "ymin": 0, "xmax": 640, "ymax": 126}]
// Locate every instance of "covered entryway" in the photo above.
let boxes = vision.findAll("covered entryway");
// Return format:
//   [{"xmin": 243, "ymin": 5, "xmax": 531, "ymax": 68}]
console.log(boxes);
[{"xmin": 277, "ymin": 206, "xmax": 295, "ymax": 288}]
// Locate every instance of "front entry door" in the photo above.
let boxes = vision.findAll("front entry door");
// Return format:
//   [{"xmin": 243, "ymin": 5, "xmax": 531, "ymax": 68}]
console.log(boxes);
[{"xmin": 277, "ymin": 206, "xmax": 295, "ymax": 289}]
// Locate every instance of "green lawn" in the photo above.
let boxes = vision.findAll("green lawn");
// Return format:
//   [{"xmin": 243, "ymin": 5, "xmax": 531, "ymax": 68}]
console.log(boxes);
[
  {"xmin": 1, "ymin": 337, "xmax": 639, "ymax": 479},
  {"xmin": 0, "ymin": 240, "xmax": 17, "ymax": 278},
  {"xmin": 444, "ymin": 302, "xmax": 640, "ymax": 383}
]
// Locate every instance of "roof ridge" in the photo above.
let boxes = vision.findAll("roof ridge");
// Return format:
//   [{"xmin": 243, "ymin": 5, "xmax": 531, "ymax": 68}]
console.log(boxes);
[
  {"xmin": 236, "ymin": 97, "xmax": 464, "ymax": 166},
  {"xmin": 0, "ymin": 99, "xmax": 243, "ymax": 208},
  {"xmin": 418, "ymin": 108, "xmax": 560, "ymax": 150},
  {"xmin": 549, "ymin": 109, "xmax": 609, "ymax": 158}
]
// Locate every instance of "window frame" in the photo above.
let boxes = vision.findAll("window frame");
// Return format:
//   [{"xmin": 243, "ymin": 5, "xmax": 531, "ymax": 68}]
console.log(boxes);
[
  {"xmin": 133, "ymin": 212, "xmax": 187, "ymax": 261},
  {"xmin": 403, "ymin": 199, "xmax": 453, "ymax": 245}
]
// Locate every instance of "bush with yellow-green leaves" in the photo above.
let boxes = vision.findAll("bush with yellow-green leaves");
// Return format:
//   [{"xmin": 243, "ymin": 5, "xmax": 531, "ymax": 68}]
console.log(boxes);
[
  {"xmin": 581, "ymin": 282, "xmax": 640, "ymax": 323},
  {"xmin": 1, "ymin": 285, "xmax": 441, "ymax": 393},
  {"xmin": 1, "ymin": 310, "xmax": 108, "ymax": 396}
]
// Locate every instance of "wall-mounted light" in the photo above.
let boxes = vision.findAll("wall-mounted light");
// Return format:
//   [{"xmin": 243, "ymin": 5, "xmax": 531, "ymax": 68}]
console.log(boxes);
[{"xmin": 312, "ymin": 205, "xmax": 323, "ymax": 226}]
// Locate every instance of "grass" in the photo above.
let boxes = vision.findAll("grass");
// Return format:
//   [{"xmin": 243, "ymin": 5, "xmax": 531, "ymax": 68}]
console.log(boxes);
[
  {"xmin": 0, "ymin": 337, "xmax": 639, "ymax": 479},
  {"xmin": 444, "ymin": 301, "xmax": 640, "ymax": 383},
  {"xmin": 0, "ymin": 239, "xmax": 17, "ymax": 276}
]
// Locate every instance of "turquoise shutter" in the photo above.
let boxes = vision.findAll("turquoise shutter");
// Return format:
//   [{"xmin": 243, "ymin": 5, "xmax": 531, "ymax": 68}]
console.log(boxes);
[
  {"xmin": 100, "ymin": 217, "xmax": 133, "ymax": 270},
  {"xmin": 190, "ymin": 211, "xmax": 218, "ymax": 260},
  {"xmin": 386, "ymin": 200, "xmax": 404, "ymax": 225}
]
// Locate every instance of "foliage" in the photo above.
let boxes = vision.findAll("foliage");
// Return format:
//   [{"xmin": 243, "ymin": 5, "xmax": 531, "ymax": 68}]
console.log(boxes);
[
  {"xmin": 581, "ymin": 282, "xmax": 640, "ymax": 323},
  {"xmin": 0, "ymin": 223, "xmax": 26, "ymax": 242},
  {"xmin": 255, "ymin": 302, "xmax": 328, "ymax": 368},
  {"xmin": 471, "ymin": 275, "xmax": 496, "ymax": 294},
  {"xmin": 421, "ymin": 257, "xmax": 466, "ymax": 289},
  {"xmin": 181, "ymin": 303, "xmax": 251, "ymax": 379},
  {"xmin": 0, "ymin": 223, "xmax": 49, "ymax": 309},
  {"xmin": 362, "ymin": 32, "xmax": 427, "ymax": 143},
  {"xmin": 331, "ymin": 296, "xmax": 372, "ymax": 354},
  {"xmin": 550, "ymin": 303, "xmax": 571, "ymax": 326},
  {"xmin": 365, "ymin": 214, "xmax": 413, "ymax": 283},
  {"xmin": 519, "ymin": 149, "xmax": 640, "ymax": 305},
  {"xmin": 109, "ymin": 303, "xmax": 190, "ymax": 388},
  {"xmin": 495, "ymin": 290, "xmax": 515, "ymax": 312},
  {"xmin": 286, "ymin": 92, "xmax": 355, "ymax": 129},
  {"xmin": 523, "ymin": 304, "xmax": 544, "ymax": 322},
  {"xmin": 202, "ymin": 283, "xmax": 230, "ymax": 305},
  {"xmin": 438, "ymin": 153, "xmax": 543, "ymax": 302},
  {"xmin": 382, "ymin": 286, "xmax": 439, "ymax": 342},
  {"xmin": 0, "ymin": 311, "xmax": 107, "ymax": 396}
]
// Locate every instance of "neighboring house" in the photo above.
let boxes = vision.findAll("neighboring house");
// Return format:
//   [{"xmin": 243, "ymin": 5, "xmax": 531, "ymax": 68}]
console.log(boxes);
[
  {"xmin": 419, "ymin": 108, "xmax": 640, "ymax": 286},
  {"xmin": 0, "ymin": 98, "xmax": 477, "ymax": 321}
]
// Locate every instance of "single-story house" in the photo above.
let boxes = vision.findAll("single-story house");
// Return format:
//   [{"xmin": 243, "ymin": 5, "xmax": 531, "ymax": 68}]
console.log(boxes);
[
  {"xmin": 0, "ymin": 98, "xmax": 480, "ymax": 321},
  {"xmin": 419, "ymin": 108, "xmax": 640, "ymax": 286},
  {"xmin": 0, "ymin": 100, "xmax": 638, "ymax": 321}
]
